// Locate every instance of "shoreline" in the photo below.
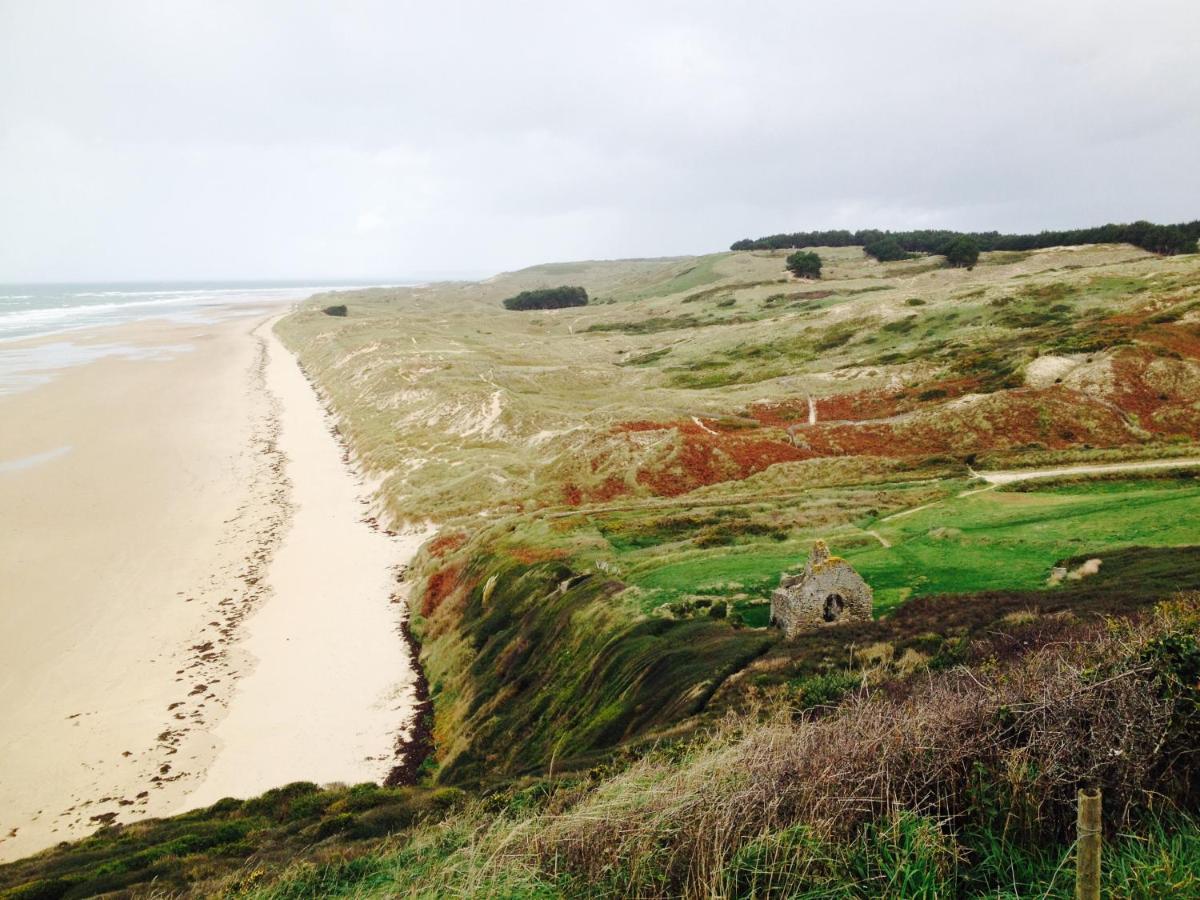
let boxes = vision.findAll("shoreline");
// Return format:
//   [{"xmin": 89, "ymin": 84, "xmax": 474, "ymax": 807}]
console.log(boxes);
[{"xmin": 0, "ymin": 307, "xmax": 426, "ymax": 861}]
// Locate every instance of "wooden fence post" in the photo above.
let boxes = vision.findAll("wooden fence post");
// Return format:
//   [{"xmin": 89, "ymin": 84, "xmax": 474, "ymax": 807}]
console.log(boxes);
[{"xmin": 1076, "ymin": 787, "xmax": 1101, "ymax": 900}]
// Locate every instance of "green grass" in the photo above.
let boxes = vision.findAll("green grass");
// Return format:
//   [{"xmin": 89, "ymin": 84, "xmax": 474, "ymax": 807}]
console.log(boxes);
[
  {"xmin": 0, "ymin": 782, "xmax": 464, "ymax": 900},
  {"xmin": 623, "ymin": 253, "xmax": 731, "ymax": 301},
  {"xmin": 629, "ymin": 544, "xmax": 803, "ymax": 611},
  {"xmin": 840, "ymin": 476, "xmax": 1200, "ymax": 613},
  {"xmin": 617, "ymin": 477, "xmax": 1200, "ymax": 617}
]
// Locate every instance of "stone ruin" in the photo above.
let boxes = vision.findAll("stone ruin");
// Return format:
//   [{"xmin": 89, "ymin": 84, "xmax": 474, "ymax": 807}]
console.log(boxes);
[{"xmin": 770, "ymin": 540, "xmax": 873, "ymax": 638}]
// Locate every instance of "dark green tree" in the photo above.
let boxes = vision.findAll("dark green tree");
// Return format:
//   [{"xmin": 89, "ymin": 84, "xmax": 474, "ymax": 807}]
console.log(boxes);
[
  {"xmin": 943, "ymin": 236, "xmax": 980, "ymax": 268},
  {"xmin": 502, "ymin": 286, "xmax": 588, "ymax": 311},
  {"xmin": 785, "ymin": 250, "xmax": 822, "ymax": 279},
  {"xmin": 730, "ymin": 219, "xmax": 1200, "ymax": 257},
  {"xmin": 863, "ymin": 236, "xmax": 911, "ymax": 262}
]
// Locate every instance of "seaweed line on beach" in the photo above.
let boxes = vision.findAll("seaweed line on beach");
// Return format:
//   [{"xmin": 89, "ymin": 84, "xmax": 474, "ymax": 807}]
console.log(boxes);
[{"xmin": 385, "ymin": 585, "xmax": 435, "ymax": 786}]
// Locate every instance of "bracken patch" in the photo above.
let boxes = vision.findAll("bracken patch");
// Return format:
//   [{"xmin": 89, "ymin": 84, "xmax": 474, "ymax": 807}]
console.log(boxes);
[
  {"xmin": 421, "ymin": 564, "xmax": 463, "ymax": 617},
  {"xmin": 615, "ymin": 419, "xmax": 810, "ymax": 497}
]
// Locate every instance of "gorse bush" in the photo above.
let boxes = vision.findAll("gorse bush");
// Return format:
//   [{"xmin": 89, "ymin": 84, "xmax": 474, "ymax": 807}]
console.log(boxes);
[
  {"xmin": 501, "ymin": 285, "xmax": 588, "ymax": 311},
  {"xmin": 785, "ymin": 251, "xmax": 822, "ymax": 279}
]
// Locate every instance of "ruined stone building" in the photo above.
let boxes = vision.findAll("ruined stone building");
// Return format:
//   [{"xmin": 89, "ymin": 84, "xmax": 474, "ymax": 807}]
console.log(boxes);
[{"xmin": 770, "ymin": 540, "xmax": 873, "ymax": 638}]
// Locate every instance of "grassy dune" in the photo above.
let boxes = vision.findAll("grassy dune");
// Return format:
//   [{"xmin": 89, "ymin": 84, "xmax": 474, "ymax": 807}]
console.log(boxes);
[{"xmin": 270, "ymin": 241, "xmax": 1200, "ymax": 786}]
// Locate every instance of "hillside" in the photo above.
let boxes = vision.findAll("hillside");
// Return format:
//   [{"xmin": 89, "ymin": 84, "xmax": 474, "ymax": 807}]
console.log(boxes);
[
  {"xmin": 4, "ymin": 240, "xmax": 1200, "ymax": 897},
  {"xmin": 275, "ymin": 242, "xmax": 1200, "ymax": 783}
]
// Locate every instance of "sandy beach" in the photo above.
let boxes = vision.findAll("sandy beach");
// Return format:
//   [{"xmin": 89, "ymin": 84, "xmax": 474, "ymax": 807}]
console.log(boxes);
[{"xmin": 0, "ymin": 306, "xmax": 421, "ymax": 861}]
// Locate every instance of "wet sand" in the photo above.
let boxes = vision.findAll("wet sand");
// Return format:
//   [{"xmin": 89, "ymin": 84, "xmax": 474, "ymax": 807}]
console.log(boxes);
[{"xmin": 0, "ymin": 309, "xmax": 421, "ymax": 861}]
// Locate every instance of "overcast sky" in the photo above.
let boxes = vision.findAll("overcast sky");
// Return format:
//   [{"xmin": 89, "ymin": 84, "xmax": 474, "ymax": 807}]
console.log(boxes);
[{"xmin": 1, "ymin": 1, "xmax": 1198, "ymax": 282}]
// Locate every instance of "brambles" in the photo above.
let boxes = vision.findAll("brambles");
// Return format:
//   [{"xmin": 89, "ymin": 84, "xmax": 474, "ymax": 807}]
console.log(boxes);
[
  {"xmin": 502, "ymin": 285, "xmax": 588, "ymax": 310},
  {"xmin": 785, "ymin": 250, "xmax": 822, "ymax": 279}
]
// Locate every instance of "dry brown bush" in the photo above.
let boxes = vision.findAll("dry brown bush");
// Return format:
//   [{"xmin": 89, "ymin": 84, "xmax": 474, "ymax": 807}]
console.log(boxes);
[{"xmin": 527, "ymin": 595, "xmax": 1200, "ymax": 897}]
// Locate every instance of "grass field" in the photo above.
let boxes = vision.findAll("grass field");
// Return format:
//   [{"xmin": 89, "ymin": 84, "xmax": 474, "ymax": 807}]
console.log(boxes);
[
  {"xmin": 616, "ymin": 475, "xmax": 1200, "ymax": 615},
  {"xmin": 845, "ymin": 475, "xmax": 1200, "ymax": 612}
]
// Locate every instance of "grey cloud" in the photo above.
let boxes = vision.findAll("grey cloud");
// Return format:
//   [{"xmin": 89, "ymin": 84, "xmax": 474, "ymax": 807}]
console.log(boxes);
[{"xmin": 1, "ymin": 0, "xmax": 1197, "ymax": 280}]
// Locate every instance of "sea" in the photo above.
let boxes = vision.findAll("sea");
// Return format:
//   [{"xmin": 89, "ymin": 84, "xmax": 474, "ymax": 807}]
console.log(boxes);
[{"xmin": 0, "ymin": 281, "xmax": 397, "ymax": 396}]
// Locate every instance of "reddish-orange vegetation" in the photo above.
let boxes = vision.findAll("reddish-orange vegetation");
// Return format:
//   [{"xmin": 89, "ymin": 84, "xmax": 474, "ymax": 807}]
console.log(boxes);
[
  {"xmin": 814, "ymin": 391, "xmax": 905, "ymax": 422},
  {"xmin": 614, "ymin": 419, "xmax": 810, "ymax": 497},
  {"xmin": 614, "ymin": 421, "xmax": 680, "ymax": 433},
  {"xmin": 1108, "ymin": 349, "xmax": 1200, "ymax": 438},
  {"xmin": 560, "ymin": 474, "xmax": 631, "ymax": 506},
  {"xmin": 749, "ymin": 378, "xmax": 984, "ymax": 428},
  {"xmin": 745, "ymin": 400, "xmax": 809, "ymax": 428},
  {"xmin": 794, "ymin": 386, "xmax": 1137, "ymax": 458},
  {"xmin": 591, "ymin": 342, "xmax": 1196, "ymax": 501},
  {"xmin": 427, "ymin": 531, "xmax": 468, "ymax": 558},
  {"xmin": 421, "ymin": 564, "xmax": 463, "ymax": 617},
  {"xmin": 590, "ymin": 475, "xmax": 630, "ymax": 502},
  {"xmin": 1143, "ymin": 322, "xmax": 1200, "ymax": 360}
]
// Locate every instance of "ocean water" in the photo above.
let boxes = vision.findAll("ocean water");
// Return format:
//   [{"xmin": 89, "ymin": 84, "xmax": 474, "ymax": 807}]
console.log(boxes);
[
  {"xmin": 0, "ymin": 281, "xmax": 384, "ymax": 343},
  {"xmin": 0, "ymin": 281, "xmax": 394, "ymax": 396}
]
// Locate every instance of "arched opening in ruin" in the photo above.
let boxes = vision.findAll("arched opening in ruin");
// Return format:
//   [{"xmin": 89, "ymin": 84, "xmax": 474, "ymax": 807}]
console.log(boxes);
[{"xmin": 823, "ymin": 592, "xmax": 845, "ymax": 622}]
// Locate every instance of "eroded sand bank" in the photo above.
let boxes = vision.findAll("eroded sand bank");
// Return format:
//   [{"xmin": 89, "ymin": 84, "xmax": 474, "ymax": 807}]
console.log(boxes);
[{"xmin": 0, "ymin": 310, "xmax": 421, "ymax": 861}]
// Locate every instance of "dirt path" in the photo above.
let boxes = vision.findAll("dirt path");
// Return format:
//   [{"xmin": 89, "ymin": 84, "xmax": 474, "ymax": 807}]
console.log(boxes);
[
  {"xmin": 879, "ymin": 457, "xmax": 1200, "ymax": 524},
  {"xmin": 971, "ymin": 457, "xmax": 1200, "ymax": 486},
  {"xmin": 857, "ymin": 528, "xmax": 891, "ymax": 547}
]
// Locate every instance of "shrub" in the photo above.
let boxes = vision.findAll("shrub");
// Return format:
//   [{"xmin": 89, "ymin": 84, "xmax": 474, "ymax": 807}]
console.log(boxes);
[
  {"xmin": 864, "ymin": 236, "xmax": 912, "ymax": 262},
  {"xmin": 785, "ymin": 251, "xmax": 822, "ymax": 279},
  {"xmin": 323, "ymin": 304, "xmax": 348, "ymax": 317},
  {"xmin": 943, "ymin": 236, "xmax": 980, "ymax": 269},
  {"xmin": 789, "ymin": 669, "xmax": 861, "ymax": 708},
  {"xmin": 502, "ymin": 286, "xmax": 588, "ymax": 311}
]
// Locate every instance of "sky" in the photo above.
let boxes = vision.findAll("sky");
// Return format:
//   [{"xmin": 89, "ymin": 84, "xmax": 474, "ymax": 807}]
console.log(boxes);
[{"xmin": 1, "ymin": 0, "xmax": 1198, "ymax": 282}]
